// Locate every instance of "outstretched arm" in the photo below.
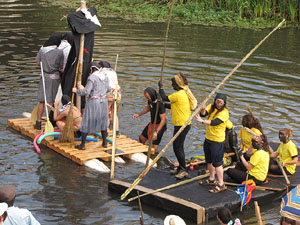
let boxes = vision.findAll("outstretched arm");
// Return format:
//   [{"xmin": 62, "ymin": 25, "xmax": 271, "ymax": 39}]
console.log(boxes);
[{"xmin": 133, "ymin": 104, "xmax": 150, "ymax": 119}]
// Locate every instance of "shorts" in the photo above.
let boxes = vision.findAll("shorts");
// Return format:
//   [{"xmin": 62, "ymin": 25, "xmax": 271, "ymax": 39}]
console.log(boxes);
[
  {"xmin": 203, "ymin": 138, "xmax": 224, "ymax": 167},
  {"xmin": 141, "ymin": 122, "xmax": 167, "ymax": 145}
]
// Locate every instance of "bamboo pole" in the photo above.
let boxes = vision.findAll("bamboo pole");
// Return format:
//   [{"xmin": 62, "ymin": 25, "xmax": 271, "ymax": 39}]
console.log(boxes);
[
  {"xmin": 120, "ymin": 19, "xmax": 286, "ymax": 201},
  {"xmin": 254, "ymin": 201, "xmax": 263, "ymax": 225},
  {"xmin": 145, "ymin": 0, "xmax": 176, "ymax": 168},
  {"xmin": 240, "ymin": 173, "xmax": 248, "ymax": 212},
  {"xmin": 110, "ymin": 54, "xmax": 119, "ymax": 179},
  {"xmin": 128, "ymin": 166, "xmax": 234, "ymax": 202},
  {"xmin": 224, "ymin": 182, "xmax": 283, "ymax": 192},
  {"xmin": 137, "ymin": 191, "xmax": 144, "ymax": 225}
]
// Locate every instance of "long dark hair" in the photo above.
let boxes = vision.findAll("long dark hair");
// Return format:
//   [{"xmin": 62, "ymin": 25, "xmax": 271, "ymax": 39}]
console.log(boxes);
[{"xmin": 207, "ymin": 100, "xmax": 226, "ymax": 119}]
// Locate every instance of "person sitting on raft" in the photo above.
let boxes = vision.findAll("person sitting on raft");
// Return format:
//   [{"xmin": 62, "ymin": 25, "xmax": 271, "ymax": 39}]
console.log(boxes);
[
  {"xmin": 133, "ymin": 87, "xmax": 167, "ymax": 151},
  {"xmin": 227, "ymin": 134, "xmax": 270, "ymax": 186},
  {"xmin": 158, "ymin": 72, "xmax": 197, "ymax": 179},
  {"xmin": 196, "ymin": 93, "xmax": 229, "ymax": 193},
  {"xmin": 72, "ymin": 62, "xmax": 111, "ymax": 150},
  {"xmin": 46, "ymin": 95, "xmax": 82, "ymax": 131},
  {"xmin": 269, "ymin": 128, "xmax": 298, "ymax": 176},
  {"xmin": 238, "ymin": 114, "xmax": 263, "ymax": 160}
]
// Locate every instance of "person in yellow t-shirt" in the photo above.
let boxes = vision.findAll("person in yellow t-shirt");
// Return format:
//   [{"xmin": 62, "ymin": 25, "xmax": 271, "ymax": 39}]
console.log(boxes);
[
  {"xmin": 269, "ymin": 128, "xmax": 298, "ymax": 175},
  {"xmin": 158, "ymin": 72, "xmax": 197, "ymax": 180},
  {"xmin": 196, "ymin": 93, "xmax": 229, "ymax": 193},
  {"xmin": 227, "ymin": 134, "xmax": 270, "ymax": 185},
  {"xmin": 238, "ymin": 115, "xmax": 264, "ymax": 159}
]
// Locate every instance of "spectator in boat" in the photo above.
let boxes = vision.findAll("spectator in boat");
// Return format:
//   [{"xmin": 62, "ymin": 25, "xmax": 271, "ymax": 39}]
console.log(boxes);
[
  {"xmin": 196, "ymin": 93, "xmax": 229, "ymax": 193},
  {"xmin": 34, "ymin": 34, "xmax": 64, "ymax": 130},
  {"xmin": 58, "ymin": 32, "xmax": 73, "ymax": 71},
  {"xmin": 269, "ymin": 128, "xmax": 298, "ymax": 176},
  {"xmin": 238, "ymin": 115, "xmax": 263, "ymax": 160},
  {"xmin": 227, "ymin": 134, "xmax": 270, "ymax": 185},
  {"xmin": 0, "ymin": 202, "xmax": 8, "ymax": 224},
  {"xmin": 133, "ymin": 87, "xmax": 167, "ymax": 151},
  {"xmin": 98, "ymin": 61, "xmax": 121, "ymax": 137},
  {"xmin": 72, "ymin": 62, "xmax": 111, "ymax": 149},
  {"xmin": 46, "ymin": 95, "xmax": 82, "ymax": 131},
  {"xmin": 158, "ymin": 72, "xmax": 197, "ymax": 179},
  {"xmin": 217, "ymin": 207, "xmax": 242, "ymax": 225},
  {"xmin": 0, "ymin": 184, "xmax": 40, "ymax": 225}
]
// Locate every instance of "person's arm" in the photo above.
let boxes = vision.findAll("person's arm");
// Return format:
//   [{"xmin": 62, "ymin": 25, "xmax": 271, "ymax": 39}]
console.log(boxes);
[
  {"xmin": 156, "ymin": 113, "xmax": 166, "ymax": 133},
  {"xmin": 270, "ymin": 152, "xmax": 279, "ymax": 158},
  {"xmin": 73, "ymin": 79, "xmax": 93, "ymax": 96},
  {"xmin": 196, "ymin": 116, "xmax": 223, "ymax": 126},
  {"xmin": 282, "ymin": 156, "xmax": 298, "ymax": 167},
  {"xmin": 36, "ymin": 61, "xmax": 40, "ymax": 66},
  {"xmin": 159, "ymin": 88, "xmax": 170, "ymax": 102},
  {"xmin": 240, "ymin": 154, "xmax": 254, "ymax": 171},
  {"xmin": 133, "ymin": 104, "xmax": 150, "ymax": 119}
]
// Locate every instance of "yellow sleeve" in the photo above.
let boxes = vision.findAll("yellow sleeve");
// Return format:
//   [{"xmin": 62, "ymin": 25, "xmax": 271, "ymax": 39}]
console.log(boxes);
[
  {"xmin": 238, "ymin": 128, "xmax": 243, "ymax": 138},
  {"xmin": 168, "ymin": 91, "xmax": 178, "ymax": 103},
  {"xmin": 251, "ymin": 128, "xmax": 262, "ymax": 135},
  {"xmin": 289, "ymin": 142, "xmax": 298, "ymax": 157}
]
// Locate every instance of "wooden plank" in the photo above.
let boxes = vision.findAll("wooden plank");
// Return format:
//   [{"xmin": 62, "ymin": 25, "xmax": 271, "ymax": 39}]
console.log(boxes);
[{"xmin": 109, "ymin": 179, "xmax": 205, "ymax": 224}]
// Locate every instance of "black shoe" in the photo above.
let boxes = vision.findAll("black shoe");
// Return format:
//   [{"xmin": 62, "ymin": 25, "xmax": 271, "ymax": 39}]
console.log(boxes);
[
  {"xmin": 75, "ymin": 144, "xmax": 85, "ymax": 150},
  {"xmin": 102, "ymin": 142, "xmax": 107, "ymax": 148},
  {"xmin": 34, "ymin": 120, "xmax": 42, "ymax": 130},
  {"xmin": 116, "ymin": 131, "xmax": 120, "ymax": 138}
]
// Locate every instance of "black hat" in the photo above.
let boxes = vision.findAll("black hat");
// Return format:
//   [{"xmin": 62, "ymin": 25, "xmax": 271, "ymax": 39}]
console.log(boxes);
[{"xmin": 215, "ymin": 93, "xmax": 227, "ymax": 103}]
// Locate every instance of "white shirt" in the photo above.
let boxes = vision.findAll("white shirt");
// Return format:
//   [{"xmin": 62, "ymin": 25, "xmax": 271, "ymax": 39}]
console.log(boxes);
[
  {"xmin": 3, "ymin": 206, "xmax": 40, "ymax": 225},
  {"xmin": 58, "ymin": 40, "xmax": 71, "ymax": 70},
  {"xmin": 102, "ymin": 68, "xmax": 120, "ymax": 90}
]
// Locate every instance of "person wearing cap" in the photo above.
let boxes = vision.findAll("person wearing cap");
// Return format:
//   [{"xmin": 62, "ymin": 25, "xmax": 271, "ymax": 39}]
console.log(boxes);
[
  {"xmin": 0, "ymin": 184, "xmax": 40, "ymax": 225},
  {"xmin": 133, "ymin": 87, "xmax": 167, "ymax": 151},
  {"xmin": 98, "ymin": 61, "xmax": 121, "ymax": 137},
  {"xmin": 34, "ymin": 34, "xmax": 64, "ymax": 130},
  {"xmin": 0, "ymin": 202, "xmax": 8, "ymax": 224},
  {"xmin": 46, "ymin": 94, "xmax": 82, "ymax": 131},
  {"xmin": 73, "ymin": 62, "xmax": 111, "ymax": 149},
  {"xmin": 159, "ymin": 72, "xmax": 198, "ymax": 179},
  {"xmin": 196, "ymin": 93, "xmax": 229, "ymax": 193},
  {"xmin": 227, "ymin": 134, "xmax": 270, "ymax": 185}
]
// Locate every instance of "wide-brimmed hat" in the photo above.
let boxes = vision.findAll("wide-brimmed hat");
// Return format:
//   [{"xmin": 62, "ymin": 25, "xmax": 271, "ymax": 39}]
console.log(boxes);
[
  {"xmin": 0, "ymin": 184, "xmax": 16, "ymax": 204},
  {"xmin": 280, "ymin": 184, "xmax": 300, "ymax": 222},
  {"xmin": 0, "ymin": 202, "xmax": 8, "ymax": 216}
]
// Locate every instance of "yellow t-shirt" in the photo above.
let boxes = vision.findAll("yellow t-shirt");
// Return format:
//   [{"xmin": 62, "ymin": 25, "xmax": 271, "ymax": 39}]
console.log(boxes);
[
  {"xmin": 168, "ymin": 90, "xmax": 191, "ymax": 126},
  {"xmin": 277, "ymin": 140, "xmax": 298, "ymax": 174},
  {"xmin": 205, "ymin": 104, "xmax": 229, "ymax": 142},
  {"xmin": 249, "ymin": 149, "xmax": 270, "ymax": 181},
  {"xmin": 238, "ymin": 127, "xmax": 262, "ymax": 151}
]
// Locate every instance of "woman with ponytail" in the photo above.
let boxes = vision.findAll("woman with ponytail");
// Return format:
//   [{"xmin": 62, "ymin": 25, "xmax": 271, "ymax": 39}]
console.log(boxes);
[{"xmin": 269, "ymin": 128, "xmax": 298, "ymax": 175}]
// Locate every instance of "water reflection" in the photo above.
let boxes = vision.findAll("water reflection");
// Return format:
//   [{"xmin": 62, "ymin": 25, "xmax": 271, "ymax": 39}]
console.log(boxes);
[{"xmin": 0, "ymin": 0, "xmax": 299, "ymax": 224}]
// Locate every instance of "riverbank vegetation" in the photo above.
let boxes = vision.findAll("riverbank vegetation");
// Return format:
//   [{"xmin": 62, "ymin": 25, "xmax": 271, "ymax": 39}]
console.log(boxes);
[{"xmin": 50, "ymin": 0, "xmax": 300, "ymax": 28}]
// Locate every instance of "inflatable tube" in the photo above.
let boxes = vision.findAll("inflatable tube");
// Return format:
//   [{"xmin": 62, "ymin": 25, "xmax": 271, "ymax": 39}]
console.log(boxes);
[
  {"xmin": 83, "ymin": 159, "xmax": 110, "ymax": 173},
  {"xmin": 33, "ymin": 132, "xmax": 44, "ymax": 154},
  {"xmin": 53, "ymin": 136, "xmax": 98, "ymax": 142},
  {"xmin": 94, "ymin": 133, "xmax": 113, "ymax": 143},
  {"xmin": 115, "ymin": 156, "xmax": 126, "ymax": 164},
  {"xmin": 131, "ymin": 153, "xmax": 157, "ymax": 168},
  {"xmin": 37, "ymin": 132, "xmax": 61, "ymax": 144},
  {"xmin": 22, "ymin": 112, "xmax": 31, "ymax": 118}
]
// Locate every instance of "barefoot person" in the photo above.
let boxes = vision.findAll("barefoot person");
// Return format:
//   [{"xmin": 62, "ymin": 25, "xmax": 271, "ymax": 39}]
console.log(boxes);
[
  {"xmin": 159, "ymin": 72, "xmax": 197, "ymax": 179},
  {"xmin": 269, "ymin": 128, "xmax": 298, "ymax": 176},
  {"xmin": 46, "ymin": 95, "xmax": 82, "ymax": 131},
  {"xmin": 72, "ymin": 62, "xmax": 111, "ymax": 149},
  {"xmin": 196, "ymin": 93, "xmax": 229, "ymax": 193},
  {"xmin": 133, "ymin": 87, "xmax": 167, "ymax": 151}
]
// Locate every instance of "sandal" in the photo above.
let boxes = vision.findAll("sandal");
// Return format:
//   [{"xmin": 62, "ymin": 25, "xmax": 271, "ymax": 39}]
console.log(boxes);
[
  {"xmin": 199, "ymin": 178, "xmax": 217, "ymax": 185},
  {"xmin": 209, "ymin": 184, "xmax": 227, "ymax": 193}
]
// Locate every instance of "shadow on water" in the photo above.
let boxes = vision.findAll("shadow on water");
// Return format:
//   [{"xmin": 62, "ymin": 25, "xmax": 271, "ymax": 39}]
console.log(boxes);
[{"xmin": 0, "ymin": 0, "xmax": 300, "ymax": 224}]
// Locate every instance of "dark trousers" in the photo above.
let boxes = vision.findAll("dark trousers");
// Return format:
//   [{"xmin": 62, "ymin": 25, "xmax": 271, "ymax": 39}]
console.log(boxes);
[
  {"xmin": 269, "ymin": 158, "xmax": 291, "ymax": 175},
  {"xmin": 227, "ymin": 162, "xmax": 264, "ymax": 185},
  {"xmin": 173, "ymin": 124, "xmax": 191, "ymax": 171}
]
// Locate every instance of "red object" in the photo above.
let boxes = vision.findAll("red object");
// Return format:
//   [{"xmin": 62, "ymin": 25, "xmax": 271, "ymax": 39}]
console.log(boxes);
[{"xmin": 189, "ymin": 163, "xmax": 194, "ymax": 171}]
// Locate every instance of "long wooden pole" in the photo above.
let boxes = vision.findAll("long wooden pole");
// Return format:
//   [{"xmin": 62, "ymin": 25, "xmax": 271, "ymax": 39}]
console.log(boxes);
[
  {"xmin": 224, "ymin": 182, "xmax": 282, "ymax": 192},
  {"xmin": 254, "ymin": 201, "xmax": 263, "ymax": 225},
  {"xmin": 110, "ymin": 54, "xmax": 119, "ymax": 179},
  {"xmin": 145, "ymin": 0, "xmax": 176, "ymax": 168},
  {"xmin": 128, "ymin": 165, "xmax": 234, "ymax": 202},
  {"xmin": 120, "ymin": 19, "xmax": 286, "ymax": 201}
]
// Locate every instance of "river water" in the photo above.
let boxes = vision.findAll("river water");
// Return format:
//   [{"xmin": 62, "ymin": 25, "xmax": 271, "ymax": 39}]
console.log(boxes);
[{"xmin": 0, "ymin": 0, "xmax": 299, "ymax": 224}]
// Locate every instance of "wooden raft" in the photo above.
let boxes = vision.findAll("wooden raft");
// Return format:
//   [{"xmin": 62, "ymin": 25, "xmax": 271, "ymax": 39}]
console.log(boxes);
[{"xmin": 7, "ymin": 118, "xmax": 153, "ymax": 165}]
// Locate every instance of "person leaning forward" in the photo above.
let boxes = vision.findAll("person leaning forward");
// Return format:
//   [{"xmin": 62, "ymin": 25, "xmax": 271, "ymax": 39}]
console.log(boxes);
[
  {"xmin": 133, "ymin": 87, "xmax": 167, "ymax": 151},
  {"xmin": 196, "ymin": 93, "xmax": 229, "ymax": 193},
  {"xmin": 158, "ymin": 72, "xmax": 197, "ymax": 179},
  {"xmin": 0, "ymin": 184, "xmax": 40, "ymax": 225}
]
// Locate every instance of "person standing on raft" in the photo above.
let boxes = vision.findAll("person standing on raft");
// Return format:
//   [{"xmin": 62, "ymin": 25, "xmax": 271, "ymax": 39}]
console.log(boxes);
[
  {"xmin": 269, "ymin": 128, "xmax": 298, "ymax": 176},
  {"xmin": 35, "ymin": 34, "xmax": 64, "ymax": 130},
  {"xmin": 72, "ymin": 62, "xmax": 111, "ymax": 150},
  {"xmin": 196, "ymin": 93, "xmax": 229, "ymax": 193},
  {"xmin": 158, "ymin": 72, "xmax": 197, "ymax": 179},
  {"xmin": 133, "ymin": 87, "xmax": 167, "ymax": 151}
]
